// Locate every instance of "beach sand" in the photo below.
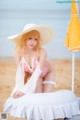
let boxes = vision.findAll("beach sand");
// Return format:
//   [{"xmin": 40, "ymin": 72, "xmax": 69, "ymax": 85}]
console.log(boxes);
[{"xmin": 0, "ymin": 57, "xmax": 80, "ymax": 120}]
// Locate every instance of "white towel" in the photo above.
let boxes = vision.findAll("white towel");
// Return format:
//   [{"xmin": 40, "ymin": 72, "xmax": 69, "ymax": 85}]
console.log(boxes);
[{"xmin": 11, "ymin": 58, "xmax": 42, "ymax": 97}]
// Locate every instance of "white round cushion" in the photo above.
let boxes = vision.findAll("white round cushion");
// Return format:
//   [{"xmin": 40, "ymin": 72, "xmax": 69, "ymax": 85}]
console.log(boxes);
[{"xmin": 3, "ymin": 90, "xmax": 80, "ymax": 120}]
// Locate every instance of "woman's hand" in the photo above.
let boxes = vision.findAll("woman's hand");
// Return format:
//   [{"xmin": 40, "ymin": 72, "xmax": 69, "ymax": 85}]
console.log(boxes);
[{"xmin": 12, "ymin": 91, "xmax": 25, "ymax": 99}]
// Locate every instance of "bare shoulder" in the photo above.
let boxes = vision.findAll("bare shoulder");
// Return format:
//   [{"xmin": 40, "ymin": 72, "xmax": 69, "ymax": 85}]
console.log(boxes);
[{"xmin": 39, "ymin": 48, "xmax": 47, "ymax": 56}]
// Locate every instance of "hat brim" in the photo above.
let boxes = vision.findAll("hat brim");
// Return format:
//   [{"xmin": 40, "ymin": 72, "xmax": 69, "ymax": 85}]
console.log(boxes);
[{"xmin": 8, "ymin": 25, "xmax": 54, "ymax": 46}]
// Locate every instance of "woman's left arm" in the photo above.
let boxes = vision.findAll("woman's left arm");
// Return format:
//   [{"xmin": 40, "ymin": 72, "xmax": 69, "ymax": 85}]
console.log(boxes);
[{"xmin": 38, "ymin": 48, "xmax": 47, "ymax": 69}]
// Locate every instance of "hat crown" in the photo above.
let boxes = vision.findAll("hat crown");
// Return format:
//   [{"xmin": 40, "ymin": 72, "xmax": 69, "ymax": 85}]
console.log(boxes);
[{"xmin": 23, "ymin": 24, "xmax": 37, "ymax": 31}]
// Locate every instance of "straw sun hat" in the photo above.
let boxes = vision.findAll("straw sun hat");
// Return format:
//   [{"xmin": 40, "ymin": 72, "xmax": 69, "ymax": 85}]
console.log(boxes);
[{"xmin": 8, "ymin": 23, "xmax": 54, "ymax": 46}]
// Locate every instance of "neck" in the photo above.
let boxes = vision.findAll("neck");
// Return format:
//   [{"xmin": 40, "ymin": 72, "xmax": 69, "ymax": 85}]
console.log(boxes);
[{"xmin": 25, "ymin": 46, "xmax": 35, "ymax": 54}]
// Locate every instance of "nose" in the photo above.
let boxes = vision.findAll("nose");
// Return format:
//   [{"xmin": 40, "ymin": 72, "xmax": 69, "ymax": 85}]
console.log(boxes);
[{"xmin": 31, "ymin": 39, "xmax": 35, "ymax": 43}]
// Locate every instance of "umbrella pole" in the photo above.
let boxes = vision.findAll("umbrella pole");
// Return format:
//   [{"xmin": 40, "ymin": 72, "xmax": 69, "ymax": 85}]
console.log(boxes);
[{"xmin": 72, "ymin": 53, "xmax": 75, "ymax": 92}]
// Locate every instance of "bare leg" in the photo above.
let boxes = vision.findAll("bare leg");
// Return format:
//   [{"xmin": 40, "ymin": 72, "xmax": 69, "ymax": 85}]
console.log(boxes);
[
  {"xmin": 35, "ymin": 77, "xmax": 43, "ymax": 93},
  {"xmin": 43, "ymin": 63, "xmax": 56, "ymax": 93}
]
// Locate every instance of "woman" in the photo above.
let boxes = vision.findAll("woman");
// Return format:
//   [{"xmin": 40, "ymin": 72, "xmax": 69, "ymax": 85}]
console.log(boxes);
[
  {"xmin": 3, "ymin": 24, "xmax": 80, "ymax": 120},
  {"xmin": 8, "ymin": 24, "xmax": 56, "ymax": 99}
]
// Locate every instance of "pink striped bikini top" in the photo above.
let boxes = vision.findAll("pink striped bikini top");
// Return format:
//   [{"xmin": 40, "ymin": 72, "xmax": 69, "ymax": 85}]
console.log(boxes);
[{"xmin": 22, "ymin": 52, "xmax": 39, "ymax": 74}]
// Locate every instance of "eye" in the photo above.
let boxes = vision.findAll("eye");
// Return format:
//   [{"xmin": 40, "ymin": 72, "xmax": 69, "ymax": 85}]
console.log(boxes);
[
  {"xmin": 35, "ymin": 38, "xmax": 38, "ymax": 41},
  {"xmin": 29, "ymin": 37, "xmax": 32, "ymax": 40}
]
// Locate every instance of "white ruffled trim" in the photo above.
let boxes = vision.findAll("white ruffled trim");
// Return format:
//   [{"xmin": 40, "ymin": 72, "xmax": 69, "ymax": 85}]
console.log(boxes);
[
  {"xmin": 43, "ymin": 80, "xmax": 56, "ymax": 85},
  {"xmin": 3, "ymin": 92, "xmax": 80, "ymax": 120}
]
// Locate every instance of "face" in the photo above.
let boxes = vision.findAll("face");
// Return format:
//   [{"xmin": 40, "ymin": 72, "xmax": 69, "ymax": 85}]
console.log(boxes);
[{"xmin": 25, "ymin": 36, "xmax": 38, "ymax": 49}]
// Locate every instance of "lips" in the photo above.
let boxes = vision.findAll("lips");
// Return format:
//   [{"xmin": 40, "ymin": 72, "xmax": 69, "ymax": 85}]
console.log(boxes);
[{"xmin": 30, "ymin": 45, "xmax": 34, "ymax": 47}]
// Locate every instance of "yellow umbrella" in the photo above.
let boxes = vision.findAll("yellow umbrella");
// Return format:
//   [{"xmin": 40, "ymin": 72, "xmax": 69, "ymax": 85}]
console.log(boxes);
[
  {"xmin": 65, "ymin": 0, "xmax": 80, "ymax": 51},
  {"xmin": 65, "ymin": 0, "xmax": 80, "ymax": 92}
]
